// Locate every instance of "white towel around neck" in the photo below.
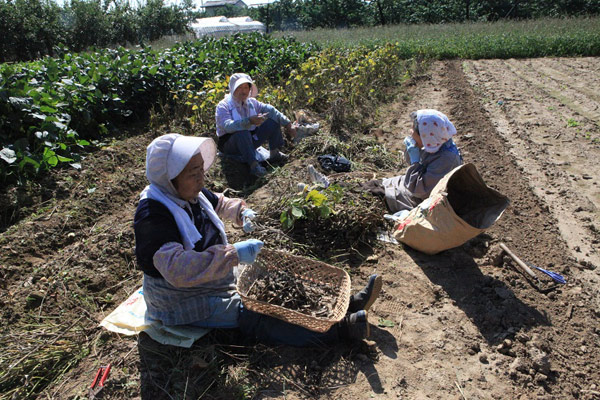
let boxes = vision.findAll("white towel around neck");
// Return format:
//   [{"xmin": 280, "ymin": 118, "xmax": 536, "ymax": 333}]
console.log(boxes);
[{"xmin": 140, "ymin": 185, "xmax": 228, "ymax": 251}]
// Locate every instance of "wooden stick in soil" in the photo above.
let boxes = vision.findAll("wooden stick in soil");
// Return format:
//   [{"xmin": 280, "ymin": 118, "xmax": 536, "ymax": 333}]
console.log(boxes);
[
  {"xmin": 455, "ymin": 380, "xmax": 467, "ymax": 400},
  {"xmin": 499, "ymin": 243, "xmax": 538, "ymax": 280}
]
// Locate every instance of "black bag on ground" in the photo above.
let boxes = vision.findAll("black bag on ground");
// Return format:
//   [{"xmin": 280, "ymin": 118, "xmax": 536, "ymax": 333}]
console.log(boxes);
[{"xmin": 317, "ymin": 155, "xmax": 351, "ymax": 172}]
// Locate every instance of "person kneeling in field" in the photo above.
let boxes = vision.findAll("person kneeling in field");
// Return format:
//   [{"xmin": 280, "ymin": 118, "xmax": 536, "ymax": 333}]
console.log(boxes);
[
  {"xmin": 215, "ymin": 73, "xmax": 296, "ymax": 177},
  {"xmin": 363, "ymin": 109, "xmax": 463, "ymax": 213},
  {"xmin": 134, "ymin": 133, "xmax": 382, "ymax": 346}
]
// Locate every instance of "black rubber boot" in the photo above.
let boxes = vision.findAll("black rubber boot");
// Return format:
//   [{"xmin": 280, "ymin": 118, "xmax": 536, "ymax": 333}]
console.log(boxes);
[
  {"xmin": 339, "ymin": 310, "xmax": 370, "ymax": 341},
  {"xmin": 348, "ymin": 274, "xmax": 382, "ymax": 313}
]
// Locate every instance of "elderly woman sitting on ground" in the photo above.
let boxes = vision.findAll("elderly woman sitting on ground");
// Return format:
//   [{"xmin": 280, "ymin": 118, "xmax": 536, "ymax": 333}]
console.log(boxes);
[
  {"xmin": 364, "ymin": 109, "xmax": 463, "ymax": 213},
  {"xmin": 134, "ymin": 134, "xmax": 382, "ymax": 346},
  {"xmin": 215, "ymin": 73, "xmax": 296, "ymax": 177}
]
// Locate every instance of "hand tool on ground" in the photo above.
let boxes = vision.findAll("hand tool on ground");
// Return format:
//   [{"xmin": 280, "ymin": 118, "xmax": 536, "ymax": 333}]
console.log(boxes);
[
  {"xmin": 525, "ymin": 262, "xmax": 567, "ymax": 284},
  {"xmin": 499, "ymin": 243, "xmax": 538, "ymax": 282},
  {"xmin": 88, "ymin": 364, "xmax": 110, "ymax": 399}
]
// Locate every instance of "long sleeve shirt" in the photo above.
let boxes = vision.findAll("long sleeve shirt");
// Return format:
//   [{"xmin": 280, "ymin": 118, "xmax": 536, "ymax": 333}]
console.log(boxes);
[
  {"xmin": 382, "ymin": 144, "xmax": 463, "ymax": 213},
  {"xmin": 134, "ymin": 188, "xmax": 245, "ymax": 288},
  {"xmin": 215, "ymin": 96, "xmax": 290, "ymax": 137},
  {"xmin": 134, "ymin": 188, "xmax": 249, "ymax": 325}
]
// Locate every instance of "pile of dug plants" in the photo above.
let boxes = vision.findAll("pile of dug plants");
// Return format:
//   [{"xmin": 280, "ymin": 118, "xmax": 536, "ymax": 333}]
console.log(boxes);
[
  {"xmin": 219, "ymin": 128, "xmax": 403, "ymax": 262},
  {"xmin": 248, "ymin": 269, "xmax": 338, "ymax": 318},
  {"xmin": 248, "ymin": 171, "xmax": 387, "ymax": 262}
]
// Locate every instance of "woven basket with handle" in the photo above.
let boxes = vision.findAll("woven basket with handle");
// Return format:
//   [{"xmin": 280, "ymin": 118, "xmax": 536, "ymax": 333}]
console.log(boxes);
[{"xmin": 237, "ymin": 249, "xmax": 351, "ymax": 333}]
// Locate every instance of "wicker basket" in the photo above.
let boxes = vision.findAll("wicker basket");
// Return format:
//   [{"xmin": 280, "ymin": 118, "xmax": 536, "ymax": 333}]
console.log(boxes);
[{"xmin": 237, "ymin": 249, "xmax": 351, "ymax": 333}]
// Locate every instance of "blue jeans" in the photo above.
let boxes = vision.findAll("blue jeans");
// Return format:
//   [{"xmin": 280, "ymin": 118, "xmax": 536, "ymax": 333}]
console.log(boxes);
[
  {"xmin": 188, "ymin": 295, "xmax": 340, "ymax": 347},
  {"xmin": 186, "ymin": 294, "xmax": 243, "ymax": 329},
  {"xmin": 238, "ymin": 305, "xmax": 340, "ymax": 347},
  {"xmin": 222, "ymin": 118, "xmax": 285, "ymax": 165}
]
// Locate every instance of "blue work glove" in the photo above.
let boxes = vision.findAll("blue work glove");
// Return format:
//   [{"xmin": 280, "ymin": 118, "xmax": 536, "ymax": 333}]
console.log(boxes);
[
  {"xmin": 404, "ymin": 136, "xmax": 421, "ymax": 164},
  {"xmin": 233, "ymin": 239, "xmax": 264, "ymax": 264},
  {"xmin": 241, "ymin": 208, "xmax": 257, "ymax": 233}
]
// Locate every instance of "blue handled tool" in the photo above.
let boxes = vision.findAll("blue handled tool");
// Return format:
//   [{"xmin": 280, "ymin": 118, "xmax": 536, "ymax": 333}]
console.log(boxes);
[
  {"xmin": 500, "ymin": 243, "xmax": 566, "ymax": 285},
  {"xmin": 526, "ymin": 262, "xmax": 566, "ymax": 284}
]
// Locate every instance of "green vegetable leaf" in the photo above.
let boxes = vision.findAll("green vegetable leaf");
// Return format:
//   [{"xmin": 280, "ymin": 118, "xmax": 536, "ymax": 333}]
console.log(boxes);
[
  {"xmin": 318, "ymin": 205, "xmax": 332, "ymax": 218},
  {"xmin": 378, "ymin": 318, "xmax": 395, "ymax": 327},
  {"xmin": 20, "ymin": 156, "xmax": 40, "ymax": 169},
  {"xmin": 43, "ymin": 148, "xmax": 58, "ymax": 167},
  {"xmin": 306, "ymin": 189, "xmax": 327, "ymax": 206},
  {"xmin": 280, "ymin": 211, "xmax": 293, "ymax": 230},
  {"xmin": 40, "ymin": 105, "xmax": 57, "ymax": 113},
  {"xmin": 57, "ymin": 155, "xmax": 74, "ymax": 162},
  {"xmin": 291, "ymin": 205, "xmax": 304, "ymax": 218}
]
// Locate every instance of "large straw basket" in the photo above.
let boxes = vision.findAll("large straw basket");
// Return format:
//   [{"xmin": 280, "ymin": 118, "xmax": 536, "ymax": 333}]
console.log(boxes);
[{"xmin": 237, "ymin": 249, "xmax": 351, "ymax": 333}]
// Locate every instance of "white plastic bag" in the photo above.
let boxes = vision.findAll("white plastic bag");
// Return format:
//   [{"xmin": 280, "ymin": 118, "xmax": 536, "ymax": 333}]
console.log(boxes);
[
  {"xmin": 100, "ymin": 287, "xmax": 210, "ymax": 348},
  {"xmin": 294, "ymin": 123, "xmax": 320, "ymax": 144},
  {"xmin": 255, "ymin": 146, "xmax": 270, "ymax": 162}
]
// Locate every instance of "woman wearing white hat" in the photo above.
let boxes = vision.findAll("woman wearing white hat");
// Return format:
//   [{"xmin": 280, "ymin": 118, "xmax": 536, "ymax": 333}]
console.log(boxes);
[
  {"xmin": 134, "ymin": 134, "xmax": 381, "ymax": 346},
  {"xmin": 215, "ymin": 73, "xmax": 296, "ymax": 177}
]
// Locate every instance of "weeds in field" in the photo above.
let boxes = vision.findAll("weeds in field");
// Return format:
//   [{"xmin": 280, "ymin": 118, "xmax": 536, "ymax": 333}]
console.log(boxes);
[
  {"xmin": 567, "ymin": 118, "xmax": 581, "ymax": 128},
  {"xmin": 583, "ymin": 131, "xmax": 599, "ymax": 143},
  {"xmin": 0, "ymin": 318, "xmax": 87, "ymax": 399},
  {"xmin": 277, "ymin": 16, "xmax": 600, "ymax": 59}
]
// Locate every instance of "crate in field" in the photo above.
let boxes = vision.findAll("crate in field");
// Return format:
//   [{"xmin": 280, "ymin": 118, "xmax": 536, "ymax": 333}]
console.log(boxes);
[{"xmin": 237, "ymin": 249, "xmax": 351, "ymax": 333}]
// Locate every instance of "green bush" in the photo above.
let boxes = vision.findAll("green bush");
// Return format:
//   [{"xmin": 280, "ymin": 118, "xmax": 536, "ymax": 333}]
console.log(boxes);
[
  {"xmin": 0, "ymin": 34, "xmax": 317, "ymax": 184},
  {"xmin": 138, "ymin": 0, "xmax": 189, "ymax": 42},
  {"xmin": 65, "ymin": 0, "xmax": 111, "ymax": 50},
  {"xmin": 0, "ymin": 0, "xmax": 64, "ymax": 62}
]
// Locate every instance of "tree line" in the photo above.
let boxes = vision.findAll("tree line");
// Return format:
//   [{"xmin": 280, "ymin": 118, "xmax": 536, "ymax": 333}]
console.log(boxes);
[
  {"xmin": 0, "ymin": 0, "xmax": 192, "ymax": 62},
  {"xmin": 248, "ymin": 0, "xmax": 600, "ymax": 32},
  {"xmin": 2, "ymin": 0, "xmax": 599, "ymax": 62}
]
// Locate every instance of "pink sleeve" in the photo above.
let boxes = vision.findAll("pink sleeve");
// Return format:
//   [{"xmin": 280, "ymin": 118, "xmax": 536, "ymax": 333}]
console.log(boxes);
[
  {"xmin": 214, "ymin": 193, "xmax": 246, "ymax": 227},
  {"xmin": 153, "ymin": 242, "xmax": 239, "ymax": 288}
]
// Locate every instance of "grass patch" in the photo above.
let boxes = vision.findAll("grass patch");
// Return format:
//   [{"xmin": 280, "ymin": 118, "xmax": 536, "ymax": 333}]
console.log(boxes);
[
  {"xmin": 275, "ymin": 16, "xmax": 600, "ymax": 58},
  {"xmin": 0, "ymin": 318, "xmax": 88, "ymax": 399}
]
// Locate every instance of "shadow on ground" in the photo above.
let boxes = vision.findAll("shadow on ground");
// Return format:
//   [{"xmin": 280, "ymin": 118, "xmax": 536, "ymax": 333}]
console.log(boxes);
[
  {"xmin": 137, "ymin": 318, "xmax": 397, "ymax": 398},
  {"xmin": 404, "ymin": 239, "xmax": 550, "ymax": 345},
  {"xmin": 210, "ymin": 156, "xmax": 290, "ymax": 196}
]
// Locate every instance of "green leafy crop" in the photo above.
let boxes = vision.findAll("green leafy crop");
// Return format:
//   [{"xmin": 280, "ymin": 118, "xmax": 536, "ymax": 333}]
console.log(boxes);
[
  {"xmin": 280, "ymin": 184, "xmax": 345, "ymax": 230},
  {"xmin": 0, "ymin": 33, "xmax": 317, "ymax": 184}
]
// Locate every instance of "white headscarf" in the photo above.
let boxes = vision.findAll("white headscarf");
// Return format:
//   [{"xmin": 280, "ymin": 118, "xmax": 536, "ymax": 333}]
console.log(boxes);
[
  {"xmin": 140, "ymin": 134, "xmax": 227, "ymax": 250},
  {"xmin": 225, "ymin": 73, "xmax": 259, "ymax": 130},
  {"xmin": 416, "ymin": 109, "xmax": 457, "ymax": 153},
  {"xmin": 228, "ymin": 72, "xmax": 258, "ymax": 98}
]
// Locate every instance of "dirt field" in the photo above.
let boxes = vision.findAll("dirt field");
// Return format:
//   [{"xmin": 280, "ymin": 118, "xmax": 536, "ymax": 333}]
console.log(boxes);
[{"xmin": 1, "ymin": 58, "xmax": 599, "ymax": 399}]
